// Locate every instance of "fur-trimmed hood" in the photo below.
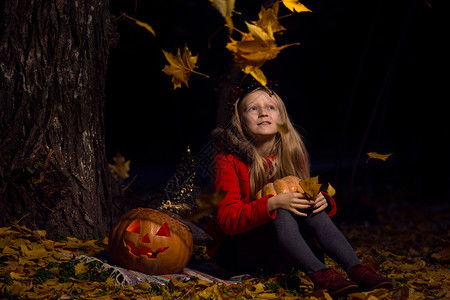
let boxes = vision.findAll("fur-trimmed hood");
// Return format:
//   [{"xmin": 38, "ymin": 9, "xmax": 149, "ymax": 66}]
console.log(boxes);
[{"xmin": 210, "ymin": 125, "xmax": 254, "ymax": 165}]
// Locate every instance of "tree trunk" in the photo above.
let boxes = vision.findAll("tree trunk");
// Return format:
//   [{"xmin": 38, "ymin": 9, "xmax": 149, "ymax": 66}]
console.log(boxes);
[{"xmin": 0, "ymin": 0, "xmax": 121, "ymax": 238}]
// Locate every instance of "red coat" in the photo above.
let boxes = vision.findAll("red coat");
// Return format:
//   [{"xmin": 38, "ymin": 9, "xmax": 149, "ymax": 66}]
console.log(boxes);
[
  {"xmin": 206, "ymin": 153, "xmax": 276, "ymax": 257},
  {"xmin": 206, "ymin": 152, "xmax": 337, "ymax": 258},
  {"xmin": 213, "ymin": 153, "xmax": 277, "ymax": 235}
]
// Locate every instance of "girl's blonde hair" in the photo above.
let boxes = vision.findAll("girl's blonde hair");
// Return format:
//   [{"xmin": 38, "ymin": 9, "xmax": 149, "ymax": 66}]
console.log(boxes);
[{"xmin": 231, "ymin": 87, "xmax": 310, "ymax": 197}]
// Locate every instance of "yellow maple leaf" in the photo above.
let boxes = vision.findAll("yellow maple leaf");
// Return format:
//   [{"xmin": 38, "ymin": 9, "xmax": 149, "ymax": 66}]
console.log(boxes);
[
  {"xmin": 10, "ymin": 272, "xmax": 26, "ymax": 280},
  {"xmin": 253, "ymin": 2, "xmax": 286, "ymax": 34},
  {"xmin": 299, "ymin": 176, "xmax": 322, "ymax": 199},
  {"xmin": 108, "ymin": 152, "xmax": 130, "ymax": 179},
  {"xmin": 43, "ymin": 240, "xmax": 55, "ymax": 250},
  {"xmin": 23, "ymin": 247, "xmax": 49, "ymax": 260},
  {"xmin": 366, "ymin": 152, "xmax": 393, "ymax": 163},
  {"xmin": 185, "ymin": 189, "xmax": 226, "ymax": 222},
  {"xmin": 198, "ymin": 284, "xmax": 230, "ymax": 299},
  {"xmin": 105, "ymin": 277, "xmax": 115, "ymax": 287},
  {"xmin": 277, "ymin": 123, "xmax": 289, "ymax": 134},
  {"xmin": 121, "ymin": 12, "xmax": 156, "ymax": 36},
  {"xmin": 32, "ymin": 230, "xmax": 47, "ymax": 239},
  {"xmin": 210, "ymin": 0, "xmax": 236, "ymax": 33},
  {"xmin": 136, "ymin": 282, "xmax": 152, "ymax": 291},
  {"xmin": 249, "ymin": 68, "xmax": 268, "ymax": 87},
  {"xmin": 326, "ymin": 183, "xmax": 336, "ymax": 197},
  {"xmin": 162, "ymin": 44, "xmax": 208, "ymax": 89},
  {"xmin": 75, "ymin": 261, "xmax": 89, "ymax": 276},
  {"xmin": 0, "ymin": 226, "xmax": 10, "ymax": 236},
  {"xmin": 281, "ymin": 0, "xmax": 312, "ymax": 13},
  {"xmin": 226, "ymin": 21, "xmax": 298, "ymax": 86}
]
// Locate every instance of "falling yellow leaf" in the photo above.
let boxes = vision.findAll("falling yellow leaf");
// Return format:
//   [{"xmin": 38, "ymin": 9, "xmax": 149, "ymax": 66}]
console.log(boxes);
[
  {"xmin": 121, "ymin": 12, "xmax": 156, "ymax": 36},
  {"xmin": 366, "ymin": 152, "xmax": 393, "ymax": 163},
  {"xmin": 162, "ymin": 44, "xmax": 209, "ymax": 89},
  {"xmin": 277, "ymin": 123, "xmax": 289, "ymax": 134},
  {"xmin": 326, "ymin": 183, "xmax": 336, "ymax": 197},
  {"xmin": 281, "ymin": 0, "xmax": 312, "ymax": 13},
  {"xmin": 250, "ymin": 68, "xmax": 268, "ymax": 86},
  {"xmin": 185, "ymin": 189, "xmax": 226, "ymax": 222},
  {"xmin": 253, "ymin": 2, "xmax": 286, "ymax": 34},
  {"xmin": 299, "ymin": 176, "xmax": 322, "ymax": 199},
  {"xmin": 226, "ymin": 21, "xmax": 298, "ymax": 86},
  {"xmin": 108, "ymin": 152, "xmax": 130, "ymax": 179},
  {"xmin": 210, "ymin": 0, "xmax": 236, "ymax": 33}
]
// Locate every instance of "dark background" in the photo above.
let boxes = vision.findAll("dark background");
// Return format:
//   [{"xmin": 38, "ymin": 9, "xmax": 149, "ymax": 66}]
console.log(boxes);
[{"xmin": 105, "ymin": 0, "xmax": 449, "ymax": 212}]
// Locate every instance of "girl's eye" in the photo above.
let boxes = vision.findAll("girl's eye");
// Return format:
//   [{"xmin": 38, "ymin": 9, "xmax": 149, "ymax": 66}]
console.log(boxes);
[
  {"xmin": 248, "ymin": 107, "xmax": 257, "ymax": 111},
  {"xmin": 268, "ymin": 105, "xmax": 276, "ymax": 110}
]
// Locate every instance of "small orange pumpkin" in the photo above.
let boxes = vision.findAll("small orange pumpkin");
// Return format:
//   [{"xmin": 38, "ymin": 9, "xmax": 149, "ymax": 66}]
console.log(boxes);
[
  {"xmin": 109, "ymin": 208, "xmax": 193, "ymax": 275},
  {"xmin": 255, "ymin": 175, "xmax": 305, "ymax": 199}
]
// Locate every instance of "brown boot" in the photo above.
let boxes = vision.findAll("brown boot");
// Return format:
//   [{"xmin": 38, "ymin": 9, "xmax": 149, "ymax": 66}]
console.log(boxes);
[
  {"xmin": 348, "ymin": 264, "xmax": 394, "ymax": 291},
  {"xmin": 309, "ymin": 267, "xmax": 359, "ymax": 297}
]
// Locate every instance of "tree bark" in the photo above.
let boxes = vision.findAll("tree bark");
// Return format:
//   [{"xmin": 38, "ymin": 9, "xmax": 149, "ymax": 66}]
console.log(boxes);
[{"xmin": 0, "ymin": 0, "xmax": 120, "ymax": 238}]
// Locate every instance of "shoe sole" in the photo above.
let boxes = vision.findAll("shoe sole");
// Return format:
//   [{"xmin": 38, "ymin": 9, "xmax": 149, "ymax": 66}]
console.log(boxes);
[{"xmin": 330, "ymin": 284, "xmax": 359, "ymax": 297}]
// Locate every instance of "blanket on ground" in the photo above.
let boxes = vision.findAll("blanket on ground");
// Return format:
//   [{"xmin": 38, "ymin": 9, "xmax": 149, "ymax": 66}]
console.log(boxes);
[{"xmin": 75, "ymin": 254, "xmax": 249, "ymax": 287}]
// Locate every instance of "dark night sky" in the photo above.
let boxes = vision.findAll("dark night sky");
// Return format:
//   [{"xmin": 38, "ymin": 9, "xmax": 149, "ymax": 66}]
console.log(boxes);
[{"xmin": 105, "ymin": 0, "xmax": 449, "ymax": 205}]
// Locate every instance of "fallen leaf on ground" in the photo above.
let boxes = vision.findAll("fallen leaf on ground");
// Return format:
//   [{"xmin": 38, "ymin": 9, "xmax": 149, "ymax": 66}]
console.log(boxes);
[{"xmin": 1, "ymin": 202, "xmax": 449, "ymax": 299}]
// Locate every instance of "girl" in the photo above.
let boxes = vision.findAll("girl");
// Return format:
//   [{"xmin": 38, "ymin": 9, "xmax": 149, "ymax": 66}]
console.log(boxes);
[{"xmin": 206, "ymin": 82, "xmax": 393, "ymax": 297}]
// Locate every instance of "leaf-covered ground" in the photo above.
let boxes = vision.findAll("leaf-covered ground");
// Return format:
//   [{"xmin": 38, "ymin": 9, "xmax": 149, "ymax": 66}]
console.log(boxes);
[{"xmin": 1, "ymin": 202, "xmax": 449, "ymax": 299}]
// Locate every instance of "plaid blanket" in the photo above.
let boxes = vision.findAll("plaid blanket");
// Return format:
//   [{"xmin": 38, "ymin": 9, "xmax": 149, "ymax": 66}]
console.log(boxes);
[{"xmin": 77, "ymin": 254, "xmax": 249, "ymax": 287}]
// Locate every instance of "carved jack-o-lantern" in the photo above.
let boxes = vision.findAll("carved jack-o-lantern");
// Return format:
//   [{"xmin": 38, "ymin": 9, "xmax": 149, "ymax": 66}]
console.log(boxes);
[
  {"xmin": 255, "ymin": 175, "xmax": 305, "ymax": 199},
  {"xmin": 109, "ymin": 208, "xmax": 193, "ymax": 275}
]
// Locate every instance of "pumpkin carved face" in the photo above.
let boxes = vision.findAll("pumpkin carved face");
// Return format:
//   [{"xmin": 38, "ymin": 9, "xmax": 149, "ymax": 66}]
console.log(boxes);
[
  {"xmin": 109, "ymin": 208, "xmax": 193, "ymax": 275},
  {"xmin": 255, "ymin": 175, "xmax": 304, "ymax": 199}
]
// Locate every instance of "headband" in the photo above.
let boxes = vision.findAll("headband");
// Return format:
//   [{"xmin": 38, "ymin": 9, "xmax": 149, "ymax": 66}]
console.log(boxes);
[{"xmin": 227, "ymin": 78, "xmax": 278, "ymax": 116}]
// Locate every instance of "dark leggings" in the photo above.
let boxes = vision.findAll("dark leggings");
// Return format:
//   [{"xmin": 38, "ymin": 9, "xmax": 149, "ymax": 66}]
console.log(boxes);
[{"xmin": 215, "ymin": 210, "xmax": 360, "ymax": 276}]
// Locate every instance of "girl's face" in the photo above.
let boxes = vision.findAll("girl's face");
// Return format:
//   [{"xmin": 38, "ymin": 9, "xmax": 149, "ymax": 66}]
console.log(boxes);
[{"xmin": 239, "ymin": 90, "xmax": 281, "ymax": 140}]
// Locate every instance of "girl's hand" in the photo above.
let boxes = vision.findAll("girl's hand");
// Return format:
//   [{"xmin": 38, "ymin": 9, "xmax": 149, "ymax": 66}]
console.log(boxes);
[
  {"xmin": 268, "ymin": 192, "xmax": 314, "ymax": 217},
  {"xmin": 311, "ymin": 193, "xmax": 328, "ymax": 214}
]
